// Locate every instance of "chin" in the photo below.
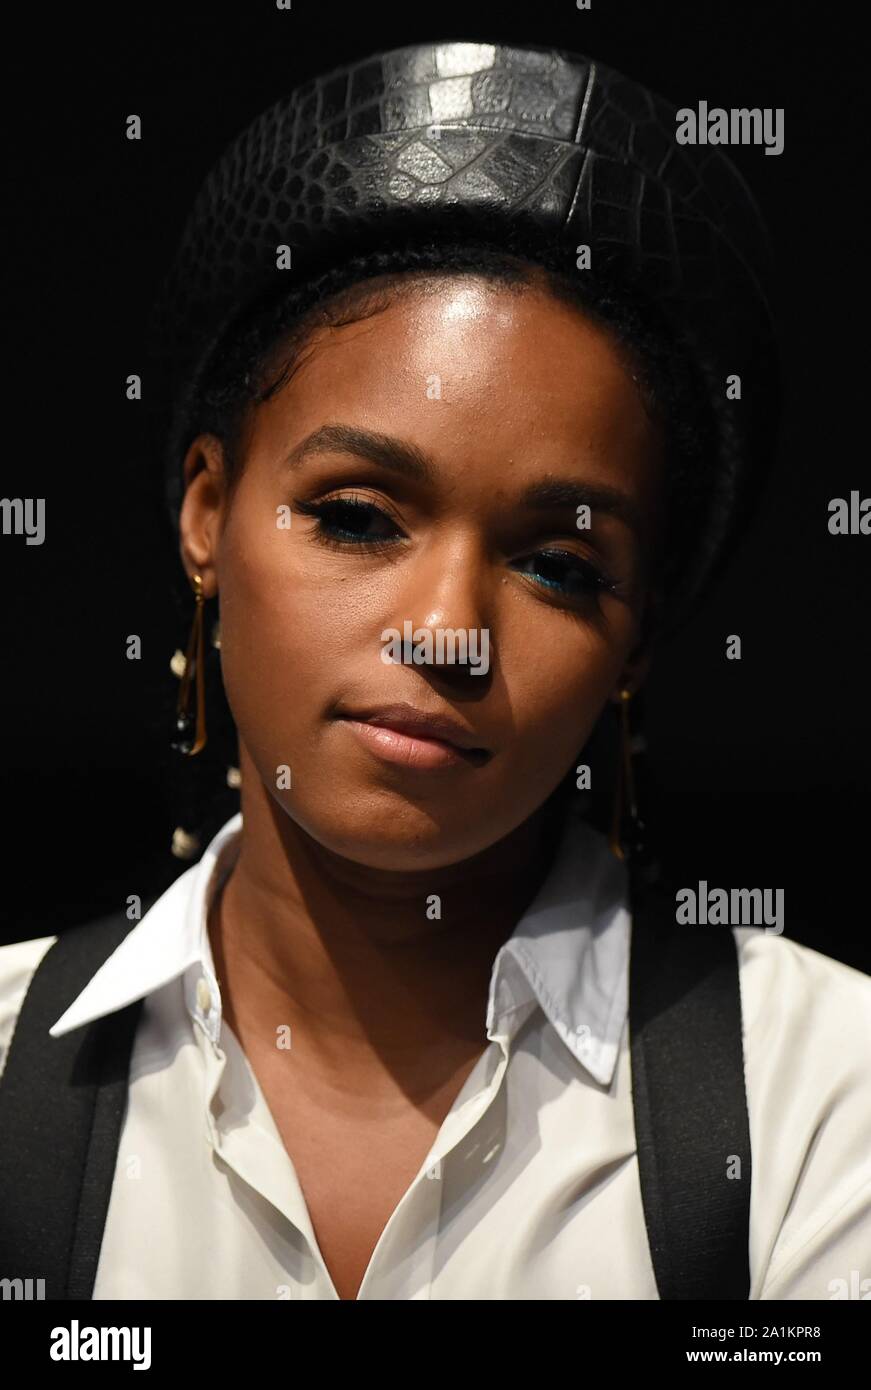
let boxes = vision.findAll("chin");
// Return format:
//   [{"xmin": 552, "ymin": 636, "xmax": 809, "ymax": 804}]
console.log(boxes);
[{"xmin": 280, "ymin": 789, "xmax": 511, "ymax": 871}]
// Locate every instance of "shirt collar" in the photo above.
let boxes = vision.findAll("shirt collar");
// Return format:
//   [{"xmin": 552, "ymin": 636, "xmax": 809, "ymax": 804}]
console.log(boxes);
[
  {"xmin": 485, "ymin": 806, "xmax": 629, "ymax": 1085},
  {"xmin": 48, "ymin": 807, "xmax": 629, "ymax": 1086},
  {"xmin": 48, "ymin": 814, "xmax": 242, "ymax": 1043}
]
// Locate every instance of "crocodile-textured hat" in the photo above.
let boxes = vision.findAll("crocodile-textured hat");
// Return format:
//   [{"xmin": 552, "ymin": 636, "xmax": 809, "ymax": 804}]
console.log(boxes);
[{"xmin": 150, "ymin": 38, "xmax": 780, "ymax": 620}]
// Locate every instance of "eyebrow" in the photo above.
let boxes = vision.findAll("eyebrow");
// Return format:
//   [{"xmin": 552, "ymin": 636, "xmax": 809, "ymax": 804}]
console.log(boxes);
[
  {"xmin": 285, "ymin": 423, "xmax": 435, "ymax": 485},
  {"xmin": 520, "ymin": 477, "xmax": 644, "ymax": 540},
  {"xmin": 285, "ymin": 423, "xmax": 644, "ymax": 539}
]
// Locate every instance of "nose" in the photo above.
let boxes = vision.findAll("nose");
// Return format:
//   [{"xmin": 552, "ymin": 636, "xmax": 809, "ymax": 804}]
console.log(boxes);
[{"xmin": 381, "ymin": 529, "xmax": 493, "ymax": 686}]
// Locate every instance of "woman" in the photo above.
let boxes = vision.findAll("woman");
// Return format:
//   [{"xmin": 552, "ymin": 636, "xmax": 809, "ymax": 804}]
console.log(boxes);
[{"xmin": 1, "ymin": 39, "xmax": 868, "ymax": 1302}]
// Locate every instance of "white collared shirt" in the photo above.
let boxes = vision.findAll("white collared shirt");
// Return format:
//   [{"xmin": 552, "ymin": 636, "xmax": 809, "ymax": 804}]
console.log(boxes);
[{"xmin": 1, "ymin": 810, "xmax": 869, "ymax": 1300}]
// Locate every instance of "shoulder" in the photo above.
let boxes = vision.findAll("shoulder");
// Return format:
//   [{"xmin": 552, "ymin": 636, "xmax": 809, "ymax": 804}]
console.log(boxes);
[
  {"xmin": 0, "ymin": 935, "xmax": 58, "ymax": 1083},
  {"xmin": 734, "ymin": 926, "xmax": 871, "ymax": 1054},
  {"xmin": 732, "ymin": 929, "xmax": 871, "ymax": 1297},
  {"xmin": 734, "ymin": 926, "xmax": 870, "ymax": 1112}
]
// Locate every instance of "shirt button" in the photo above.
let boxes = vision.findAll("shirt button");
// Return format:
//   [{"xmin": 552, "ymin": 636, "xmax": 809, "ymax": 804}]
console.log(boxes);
[{"xmin": 196, "ymin": 977, "xmax": 213, "ymax": 1013}]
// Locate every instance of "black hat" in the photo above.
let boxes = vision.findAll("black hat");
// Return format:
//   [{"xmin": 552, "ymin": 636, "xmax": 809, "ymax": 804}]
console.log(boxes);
[{"xmin": 150, "ymin": 39, "xmax": 780, "ymax": 621}]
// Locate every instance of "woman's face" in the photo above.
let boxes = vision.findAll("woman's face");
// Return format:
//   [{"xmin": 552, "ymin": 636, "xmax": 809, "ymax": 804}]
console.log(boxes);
[{"xmin": 180, "ymin": 275, "xmax": 665, "ymax": 870}]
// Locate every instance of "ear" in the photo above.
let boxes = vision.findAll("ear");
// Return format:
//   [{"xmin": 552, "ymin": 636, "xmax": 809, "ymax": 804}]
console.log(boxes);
[{"xmin": 177, "ymin": 434, "xmax": 228, "ymax": 600}]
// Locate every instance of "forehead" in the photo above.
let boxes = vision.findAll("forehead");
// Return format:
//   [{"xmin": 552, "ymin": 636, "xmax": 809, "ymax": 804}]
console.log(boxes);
[{"xmin": 243, "ymin": 276, "xmax": 663, "ymax": 508}]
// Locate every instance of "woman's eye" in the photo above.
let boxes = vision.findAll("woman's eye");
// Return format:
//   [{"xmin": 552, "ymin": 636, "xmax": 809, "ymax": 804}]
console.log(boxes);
[
  {"xmin": 296, "ymin": 496, "xmax": 403, "ymax": 545},
  {"xmin": 295, "ymin": 502, "xmax": 616, "ymax": 600},
  {"xmin": 513, "ymin": 549, "xmax": 616, "ymax": 601}
]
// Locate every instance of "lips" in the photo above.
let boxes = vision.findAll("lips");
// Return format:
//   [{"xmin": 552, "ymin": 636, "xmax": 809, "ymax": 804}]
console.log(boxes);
[{"xmin": 335, "ymin": 701, "xmax": 491, "ymax": 769}]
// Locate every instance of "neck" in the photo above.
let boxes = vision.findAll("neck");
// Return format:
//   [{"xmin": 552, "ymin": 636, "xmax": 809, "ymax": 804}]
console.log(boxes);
[{"xmin": 207, "ymin": 753, "xmax": 568, "ymax": 1089}]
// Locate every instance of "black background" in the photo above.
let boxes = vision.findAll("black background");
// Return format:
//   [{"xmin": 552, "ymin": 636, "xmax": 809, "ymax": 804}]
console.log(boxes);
[{"xmin": 2, "ymin": 1, "xmax": 868, "ymax": 970}]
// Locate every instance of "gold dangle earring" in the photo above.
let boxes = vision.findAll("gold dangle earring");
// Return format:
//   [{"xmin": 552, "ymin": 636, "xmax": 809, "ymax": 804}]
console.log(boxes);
[
  {"xmin": 609, "ymin": 687, "xmax": 638, "ymax": 861},
  {"xmin": 171, "ymin": 572, "xmax": 207, "ymax": 756}
]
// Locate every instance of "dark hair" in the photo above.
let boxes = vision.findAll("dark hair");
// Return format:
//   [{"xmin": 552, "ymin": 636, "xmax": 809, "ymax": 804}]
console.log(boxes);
[{"xmin": 159, "ymin": 236, "xmax": 718, "ymax": 857}]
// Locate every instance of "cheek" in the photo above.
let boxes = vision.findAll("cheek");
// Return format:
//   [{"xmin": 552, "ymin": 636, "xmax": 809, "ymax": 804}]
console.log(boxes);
[
  {"xmin": 213, "ymin": 495, "xmax": 411, "ymax": 773},
  {"xmin": 494, "ymin": 610, "xmax": 627, "ymax": 788},
  {"xmin": 211, "ymin": 502, "xmax": 354, "ymax": 757}
]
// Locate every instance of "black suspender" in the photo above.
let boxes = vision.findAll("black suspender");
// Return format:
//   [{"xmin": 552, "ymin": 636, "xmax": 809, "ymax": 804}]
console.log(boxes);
[
  {"xmin": 0, "ymin": 911, "xmax": 142, "ymax": 1300},
  {"xmin": 628, "ymin": 872, "xmax": 752, "ymax": 1299},
  {"xmin": 0, "ymin": 880, "xmax": 752, "ymax": 1299}
]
